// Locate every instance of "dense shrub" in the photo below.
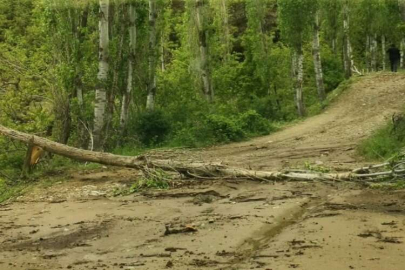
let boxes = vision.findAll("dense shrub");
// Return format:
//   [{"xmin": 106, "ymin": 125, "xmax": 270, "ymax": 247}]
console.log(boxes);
[
  {"xmin": 170, "ymin": 127, "xmax": 207, "ymax": 148},
  {"xmin": 205, "ymin": 114, "xmax": 245, "ymax": 143},
  {"xmin": 359, "ymin": 122, "xmax": 405, "ymax": 160},
  {"xmin": 133, "ymin": 110, "xmax": 171, "ymax": 146},
  {"xmin": 238, "ymin": 110, "xmax": 274, "ymax": 135}
]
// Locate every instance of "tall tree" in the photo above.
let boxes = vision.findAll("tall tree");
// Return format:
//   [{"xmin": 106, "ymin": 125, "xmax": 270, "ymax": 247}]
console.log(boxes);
[
  {"xmin": 312, "ymin": 9, "xmax": 326, "ymax": 103},
  {"xmin": 195, "ymin": 0, "xmax": 214, "ymax": 102},
  {"xmin": 399, "ymin": 0, "xmax": 405, "ymax": 21},
  {"xmin": 146, "ymin": 0, "xmax": 158, "ymax": 110},
  {"xmin": 245, "ymin": 0, "xmax": 272, "ymax": 97},
  {"xmin": 342, "ymin": 0, "xmax": 352, "ymax": 78},
  {"xmin": 120, "ymin": 2, "xmax": 137, "ymax": 131},
  {"xmin": 278, "ymin": 0, "xmax": 317, "ymax": 117},
  {"xmin": 320, "ymin": 0, "xmax": 342, "ymax": 55},
  {"xmin": 216, "ymin": 0, "xmax": 232, "ymax": 60},
  {"xmin": 75, "ymin": 6, "xmax": 90, "ymax": 148},
  {"xmin": 93, "ymin": 0, "xmax": 110, "ymax": 151}
]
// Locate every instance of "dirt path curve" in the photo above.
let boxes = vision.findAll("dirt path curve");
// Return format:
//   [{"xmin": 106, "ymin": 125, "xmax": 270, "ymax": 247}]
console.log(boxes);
[
  {"xmin": 1, "ymin": 73, "xmax": 405, "ymax": 270},
  {"xmin": 197, "ymin": 73, "xmax": 405, "ymax": 171}
]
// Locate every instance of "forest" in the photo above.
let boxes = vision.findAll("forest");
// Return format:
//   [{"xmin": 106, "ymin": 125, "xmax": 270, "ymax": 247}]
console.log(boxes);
[
  {"xmin": 1, "ymin": 0, "xmax": 405, "ymax": 174},
  {"xmin": 3, "ymin": 1, "xmax": 405, "ymax": 269}
]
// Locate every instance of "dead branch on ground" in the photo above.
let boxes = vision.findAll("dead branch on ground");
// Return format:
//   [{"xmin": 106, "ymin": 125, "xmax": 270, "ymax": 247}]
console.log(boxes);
[{"xmin": 0, "ymin": 124, "xmax": 404, "ymax": 183}]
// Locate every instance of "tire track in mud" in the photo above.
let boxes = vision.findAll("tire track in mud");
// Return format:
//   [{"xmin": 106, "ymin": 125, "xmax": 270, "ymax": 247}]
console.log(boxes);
[
  {"xmin": 224, "ymin": 197, "xmax": 326, "ymax": 269},
  {"xmin": 2, "ymin": 219, "xmax": 114, "ymax": 251}
]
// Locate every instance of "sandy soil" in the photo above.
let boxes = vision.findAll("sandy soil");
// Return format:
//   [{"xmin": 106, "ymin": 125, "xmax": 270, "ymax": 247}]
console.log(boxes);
[
  {"xmin": 196, "ymin": 73, "xmax": 405, "ymax": 171},
  {"xmin": 1, "ymin": 73, "xmax": 405, "ymax": 270}
]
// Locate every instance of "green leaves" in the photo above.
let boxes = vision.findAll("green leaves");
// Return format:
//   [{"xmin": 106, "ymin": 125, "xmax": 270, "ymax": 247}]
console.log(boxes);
[{"xmin": 278, "ymin": 0, "xmax": 318, "ymax": 49}]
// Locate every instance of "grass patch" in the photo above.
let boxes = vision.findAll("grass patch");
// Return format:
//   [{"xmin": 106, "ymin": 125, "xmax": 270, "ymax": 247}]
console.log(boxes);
[
  {"xmin": 130, "ymin": 168, "xmax": 171, "ymax": 192},
  {"xmin": 308, "ymin": 77, "xmax": 358, "ymax": 116},
  {"xmin": 358, "ymin": 111, "xmax": 405, "ymax": 190},
  {"xmin": 304, "ymin": 162, "xmax": 331, "ymax": 173},
  {"xmin": 0, "ymin": 156, "xmax": 104, "ymax": 204},
  {"xmin": 369, "ymin": 180, "xmax": 405, "ymax": 190},
  {"xmin": 113, "ymin": 168, "xmax": 171, "ymax": 196},
  {"xmin": 358, "ymin": 122, "xmax": 405, "ymax": 161},
  {"xmin": 0, "ymin": 176, "xmax": 37, "ymax": 203}
]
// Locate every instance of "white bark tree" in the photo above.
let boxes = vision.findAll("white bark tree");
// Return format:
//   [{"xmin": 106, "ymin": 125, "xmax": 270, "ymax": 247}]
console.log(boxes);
[
  {"xmin": 93, "ymin": 0, "xmax": 110, "ymax": 151},
  {"xmin": 195, "ymin": 0, "xmax": 214, "ymax": 102},
  {"xmin": 401, "ymin": 39, "xmax": 405, "ymax": 69},
  {"xmin": 399, "ymin": 0, "xmax": 405, "ymax": 68},
  {"xmin": 120, "ymin": 3, "xmax": 137, "ymax": 131},
  {"xmin": 400, "ymin": 0, "xmax": 405, "ymax": 21},
  {"xmin": 220, "ymin": 0, "xmax": 231, "ymax": 59},
  {"xmin": 343, "ymin": 0, "xmax": 352, "ymax": 78},
  {"xmin": 146, "ymin": 0, "xmax": 158, "ymax": 111},
  {"xmin": 293, "ymin": 49, "xmax": 305, "ymax": 117},
  {"xmin": 371, "ymin": 33, "xmax": 378, "ymax": 72},
  {"xmin": 312, "ymin": 11, "xmax": 326, "ymax": 103},
  {"xmin": 381, "ymin": 35, "xmax": 386, "ymax": 71},
  {"xmin": 278, "ymin": 0, "xmax": 317, "ymax": 117}
]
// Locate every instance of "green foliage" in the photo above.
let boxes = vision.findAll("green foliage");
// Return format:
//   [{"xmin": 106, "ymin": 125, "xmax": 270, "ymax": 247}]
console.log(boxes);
[
  {"xmin": 169, "ymin": 126, "xmax": 209, "ymax": 148},
  {"xmin": 168, "ymin": 109, "xmax": 274, "ymax": 147},
  {"xmin": 369, "ymin": 180, "xmax": 405, "ymax": 190},
  {"xmin": 358, "ymin": 122, "xmax": 405, "ymax": 160},
  {"xmin": 205, "ymin": 114, "xmax": 245, "ymax": 143},
  {"xmin": 278, "ymin": 0, "xmax": 318, "ymax": 50},
  {"xmin": 1, "ymin": 0, "xmax": 404, "ymax": 184},
  {"xmin": 130, "ymin": 169, "xmax": 170, "ymax": 193},
  {"xmin": 238, "ymin": 110, "xmax": 274, "ymax": 135},
  {"xmin": 0, "ymin": 178, "xmax": 30, "ymax": 204},
  {"xmin": 131, "ymin": 110, "xmax": 171, "ymax": 146},
  {"xmin": 304, "ymin": 161, "xmax": 331, "ymax": 173}
]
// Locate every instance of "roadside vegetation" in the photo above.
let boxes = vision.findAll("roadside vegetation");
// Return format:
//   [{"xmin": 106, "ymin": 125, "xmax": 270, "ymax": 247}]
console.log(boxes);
[
  {"xmin": 2, "ymin": 0, "xmax": 405, "ymax": 200},
  {"xmin": 358, "ymin": 110, "xmax": 405, "ymax": 189},
  {"xmin": 359, "ymin": 112, "xmax": 405, "ymax": 161}
]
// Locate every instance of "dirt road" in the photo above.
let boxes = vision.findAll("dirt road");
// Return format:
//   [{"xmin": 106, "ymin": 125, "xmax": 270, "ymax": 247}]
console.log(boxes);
[
  {"xmin": 1, "ymin": 73, "xmax": 405, "ymax": 270},
  {"xmin": 198, "ymin": 73, "xmax": 405, "ymax": 171}
]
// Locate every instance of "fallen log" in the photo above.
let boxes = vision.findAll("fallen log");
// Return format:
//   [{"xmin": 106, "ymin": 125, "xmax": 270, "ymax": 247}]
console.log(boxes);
[
  {"xmin": 0, "ymin": 124, "xmax": 401, "ymax": 182},
  {"xmin": 0, "ymin": 124, "xmax": 145, "ymax": 169}
]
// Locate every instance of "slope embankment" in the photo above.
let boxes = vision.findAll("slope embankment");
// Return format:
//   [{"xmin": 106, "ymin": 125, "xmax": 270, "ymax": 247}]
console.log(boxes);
[{"xmin": 200, "ymin": 73, "xmax": 405, "ymax": 170}]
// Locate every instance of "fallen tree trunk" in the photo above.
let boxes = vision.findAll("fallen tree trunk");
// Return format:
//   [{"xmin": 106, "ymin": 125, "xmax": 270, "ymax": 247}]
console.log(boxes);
[
  {"xmin": 0, "ymin": 124, "xmax": 145, "ymax": 169},
  {"xmin": 0, "ymin": 124, "xmax": 402, "ymax": 182}
]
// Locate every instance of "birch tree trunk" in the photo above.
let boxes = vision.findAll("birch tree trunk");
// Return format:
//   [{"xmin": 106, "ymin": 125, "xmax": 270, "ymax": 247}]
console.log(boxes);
[
  {"xmin": 312, "ymin": 12, "xmax": 326, "ymax": 103},
  {"xmin": 146, "ymin": 0, "xmax": 158, "ymax": 111},
  {"xmin": 75, "ymin": 7, "xmax": 88, "ymax": 111},
  {"xmin": 401, "ymin": 38, "xmax": 405, "ymax": 69},
  {"xmin": 293, "ymin": 49, "xmax": 305, "ymax": 117},
  {"xmin": 366, "ymin": 35, "xmax": 371, "ymax": 72},
  {"xmin": 400, "ymin": 0, "xmax": 405, "ymax": 22},
  {"xmin": 332, "ymin": 38, "xmax": 337, "ymax": 55},
  {"xmin": 399, "ymin": 0, "xmax": 405, "ymax": 68},
  {"xmin": 93, "ymin": 0, "xmax": 110, "ymax": 151},
  {"xmin": 105, "ymin": 7, "xmax": 125, "ymax": 146},
  {"xmin": 195, "ymin": 0, "xmax": 213, "ymax": 102},
  {"xmin": 371, "ymin": 34, "xmax": 378, "ymax": 72},
  {"xmin": 120, "ymin": 4, "xmax": 137, "ymax": 131},
  {"xmin": 343, "ymin": 0, "xmax": 352, "ymax": 79},
  {"xmin": 381, "ymin": 35, "xmax": 386, "ymax": 71},
  {"xmin": 221, "ymin": 0, "xmax": 231, "ymax": 59},
  {"xmin": 0, "ymin": 124, "xmax": 371, "ymax": 182},
  {"xmin": 161, "ymin": 35, "xmax": 165, "ymax": 72}
]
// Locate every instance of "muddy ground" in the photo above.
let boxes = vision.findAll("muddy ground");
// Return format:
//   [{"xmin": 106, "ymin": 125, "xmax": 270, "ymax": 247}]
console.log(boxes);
[{"xmin": 1, "ymin": 73, "xmax": 405, "ymax": 270}]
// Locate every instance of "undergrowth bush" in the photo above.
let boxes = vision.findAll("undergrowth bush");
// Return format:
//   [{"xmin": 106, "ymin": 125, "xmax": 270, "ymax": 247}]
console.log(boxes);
[
  {"xmin": 205, "ymin": 114, "xmax": 245, "ymax": 143},
  {"xmin": 132, "ymin": 110, "xmax": 171, "ymax": 146},
  {"xmin": 167, "ymin": 110, "xmax": 274, "ymax": 147},
  {"xmin": 130, "ymin": 169, "xmax": 170, "ymax": 192},
  {"xmin": 359, "ymin": 122, "xmax": 405, "ymax": 160},
  {"xmin": 238, "ymin": 110, "xmax": 274, "ymax": 135}
]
